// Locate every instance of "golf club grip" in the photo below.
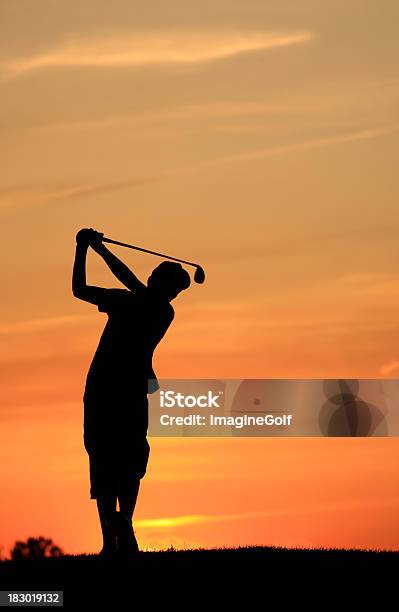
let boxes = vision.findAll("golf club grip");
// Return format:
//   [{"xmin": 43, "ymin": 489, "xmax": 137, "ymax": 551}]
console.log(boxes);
[{"xmin": 102, "ymin": 236, "xmax": 197, "ymax": 268}]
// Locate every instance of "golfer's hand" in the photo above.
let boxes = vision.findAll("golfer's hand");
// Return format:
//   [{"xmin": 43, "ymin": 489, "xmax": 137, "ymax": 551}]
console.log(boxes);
[{"xmin": 76, "ymin": 228, "xmax": 104, "ymax": 249}]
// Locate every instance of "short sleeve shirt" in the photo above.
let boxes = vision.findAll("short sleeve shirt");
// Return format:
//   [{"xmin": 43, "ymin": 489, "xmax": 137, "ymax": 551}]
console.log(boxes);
[{"xmin": 85, "ymin": 287, "xmax": 174, "ymax": 397}]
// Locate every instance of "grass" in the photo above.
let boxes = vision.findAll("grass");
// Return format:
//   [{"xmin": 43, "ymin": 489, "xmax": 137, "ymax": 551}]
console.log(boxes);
[
  {"xmin": 1, "ymin": 546, "xmax": 397, "ymax": 605},
  {"xmin": 3, "ymin": 543, "xmax": 398, "ymax": 561}
]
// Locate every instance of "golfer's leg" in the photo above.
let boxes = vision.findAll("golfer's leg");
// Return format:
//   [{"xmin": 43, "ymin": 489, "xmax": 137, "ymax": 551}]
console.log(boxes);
[
  {"xmin": 118, "ymin": 479, "xmax": 140, "ymax": 522},
  {"xmin": 97, "ymin": 495, "xmax": 117, "ymax": 550}
]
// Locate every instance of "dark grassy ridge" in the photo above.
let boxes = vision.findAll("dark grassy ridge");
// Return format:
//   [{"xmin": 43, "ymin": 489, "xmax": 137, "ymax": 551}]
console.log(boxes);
[{"xmin": 1, "ymin": 547, "xmax": 397, "ymax": 606}]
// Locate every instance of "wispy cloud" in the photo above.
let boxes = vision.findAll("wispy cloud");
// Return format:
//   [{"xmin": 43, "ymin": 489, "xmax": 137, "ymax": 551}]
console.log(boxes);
[
  {"xmin": 1, "ymin": 30, "xmax": 314, "ymax": 77},
  {"xmin": 194, "ymin": 123, "xmax": 399, "ymax": 168},
  {"xmin": 0, "ymin": 314, "xmax": 90, "ymax": 336},
  {"xmin": 2, "ymin": 124, "xmax": 396, "ymax": 213},
  {"xmin": 379, "ymin": 360, "xmax": 399, "ymax": 376},
  {"xmin": 25, "ymin": 73, "xmax": 399, "ymax": 135},
  {"xmin": 0, "ymin": 176, "xmax": 162, "ymax": 210},
  {"xmin": 135, "ymin": 496, "xmax": 399, "ymax": 529},
  {"xmin": 42, "ymin": 101, "xmax": 318, "ymax": 134},
  {"xmin": 135, "ymin": 515, "xmax": 208, "ymax": 529}
]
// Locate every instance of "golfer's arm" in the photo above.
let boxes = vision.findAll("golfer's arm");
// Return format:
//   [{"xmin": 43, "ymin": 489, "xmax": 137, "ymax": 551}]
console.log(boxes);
[
  {"xmin": 94, "ymin": 243, "xmax": 145, "ymax": 292},
  {"xmin": 72, "ymin": 243, "xmax": 101, "ymax": 304},
  {"xmin": 72, "ymin": 242, "xmax": 89, "ymax": 296}
]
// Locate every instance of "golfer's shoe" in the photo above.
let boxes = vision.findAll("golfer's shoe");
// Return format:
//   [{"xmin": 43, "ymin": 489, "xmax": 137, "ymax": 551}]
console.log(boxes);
[
  {"xmin": 111, "ymin": 511, "xmax": 139, "ymax": 557},
  {"xmin": 98, "ymin": 541, "xmax": 118, "ymax": 559}
]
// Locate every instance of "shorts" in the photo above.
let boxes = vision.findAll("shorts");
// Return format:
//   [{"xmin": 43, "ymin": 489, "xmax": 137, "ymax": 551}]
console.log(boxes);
[
  {"xmin": 88, "ymin": 439, "xmax": 150, "ymax": 499},
  {"xmin": 83, "ymin": 389, "xmax": 150, "ymax": 499}
]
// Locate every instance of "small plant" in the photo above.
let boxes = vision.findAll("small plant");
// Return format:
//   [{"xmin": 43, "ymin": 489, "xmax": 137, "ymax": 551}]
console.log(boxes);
[{"xmin": 10, "ymin": 537, "xmax": 64, "ymax": 560}]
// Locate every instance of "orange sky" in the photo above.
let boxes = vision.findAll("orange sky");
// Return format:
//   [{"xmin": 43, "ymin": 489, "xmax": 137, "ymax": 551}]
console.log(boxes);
[{"xmin": 1, "ymin": 0, "xmax": 399, "ymax": 555}]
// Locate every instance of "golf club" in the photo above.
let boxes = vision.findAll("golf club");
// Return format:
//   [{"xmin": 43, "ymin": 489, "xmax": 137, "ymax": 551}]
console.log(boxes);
[{"xmin": 101, "ymin": 236, "xmax": 205, "ymax": 284}]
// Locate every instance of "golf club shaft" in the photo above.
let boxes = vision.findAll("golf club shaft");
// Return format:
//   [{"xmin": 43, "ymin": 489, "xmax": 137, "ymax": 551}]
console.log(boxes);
[{"xmin": 102, "ymin": 237, "xmax": 199, "ymax": 269}]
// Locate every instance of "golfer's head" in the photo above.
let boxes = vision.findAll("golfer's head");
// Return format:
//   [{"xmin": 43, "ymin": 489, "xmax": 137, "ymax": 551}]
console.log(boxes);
[{"xmin": 147, "ymin": 261, "xmax": 191, "ymax": 300}]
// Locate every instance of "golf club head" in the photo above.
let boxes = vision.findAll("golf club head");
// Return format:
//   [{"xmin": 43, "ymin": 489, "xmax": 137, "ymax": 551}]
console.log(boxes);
[{"xmin": 194, "ymin": 265, "xmax": 205, "ymax": 284}]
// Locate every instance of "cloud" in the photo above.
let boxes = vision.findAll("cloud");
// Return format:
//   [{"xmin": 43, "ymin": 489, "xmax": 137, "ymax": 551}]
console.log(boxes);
[
  {"xmin": 0, "ymin": 314, "xmax": 90, "ymax": 337},
  {"xmin": 0, "ymin": 176, "xmax": 162, "ymax": 210},
  {"xmin": 2, "ymin": 123, "xmax": 396, "ymax": 213},
  {"xmin": 195, "ymin": 123, "xmax": 399, "ymax": 167},
  {"xmin": 43, "ymin": 101, "xmax": 318, "ymax": 134},
  {"xmin": 135, "ymin": 515, "xmax": 208, "ymax": 529},
  {"xmin": 135, "ymin": 496, "xmax": 399, "ymax": 529},
  {"xmin": 379, "ymin": 360, "xmax": 399, "ymax": 376},
  {"xmin": 1, "ymin": 30, "xmax": 314, "ymax": 76}
]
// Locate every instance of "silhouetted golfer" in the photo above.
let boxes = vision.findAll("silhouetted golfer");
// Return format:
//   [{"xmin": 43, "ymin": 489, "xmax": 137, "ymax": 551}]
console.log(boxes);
[{"xmin": 72, "ymin": 228, "xmax": 190, "ymax": 557}]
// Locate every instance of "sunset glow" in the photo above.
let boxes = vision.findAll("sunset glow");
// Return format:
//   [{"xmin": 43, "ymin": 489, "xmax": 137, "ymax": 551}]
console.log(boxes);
[{"xmin": 1, "ymin": 0, "xmax": 399, "ymax": 556}]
